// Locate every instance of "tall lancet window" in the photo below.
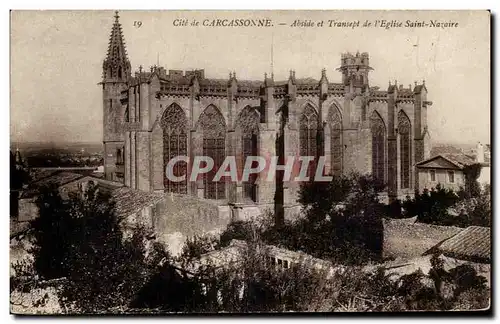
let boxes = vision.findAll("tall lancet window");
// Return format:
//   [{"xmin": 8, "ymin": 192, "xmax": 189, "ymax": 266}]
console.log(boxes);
[
  {"xmin": 161, "ymin": 103, "xmax": 188, "ymax": 194},
  {"xmin": 299, "ymin": 104, "xmax": 319, "ymax": 178},
  {"xmin": 237, "ymin": 106, "xmax": 260, "ymax": 202},
  {"xmin": 329, "ymin": 106, "xmax": 343, "ymax": 176},
  {"xmin": 199, "ymin": 105, "xmax": 226, "ymax": 200},
  {"xmin": 370, "ymin": 111, "xmax": 386, "ymax": 183},
  {"xmin": 398, "ymin": 111, "xmax": 411, "ymax": 189}
]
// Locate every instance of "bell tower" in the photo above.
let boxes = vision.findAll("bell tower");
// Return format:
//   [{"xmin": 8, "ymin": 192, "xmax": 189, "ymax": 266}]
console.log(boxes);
[
  {"xmin": 102, "ymin": 11, "xmax": 130, "ymax": 181},
  {"xmin": 337, "ymin": 51, "xmax": 372, "ymax": 94}
]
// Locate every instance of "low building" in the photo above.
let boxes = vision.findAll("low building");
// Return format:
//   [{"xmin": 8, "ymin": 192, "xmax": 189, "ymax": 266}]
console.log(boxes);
[
  {"xmin": 417, "ymin": 142, "xmax": 490, "ymax": 192},
  {"xmin": 415, "ymin": 153, "xmax": 476, "ymax": 192}
]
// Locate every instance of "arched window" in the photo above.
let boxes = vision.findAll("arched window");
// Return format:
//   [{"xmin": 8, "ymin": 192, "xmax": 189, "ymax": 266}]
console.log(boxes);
[
  {"xmin": 161, "ymin": 103, "xmax": 188, "ymax": 194},
  {"xmin": 398, "ymin": 111, "xmax": 411, "ymax": 189},
  {"xmin": 116, "ymin": 148, "xmax": 123, "ymax": 165},
  {"xmin": 299, "ymin": 104, "xmax": 319, "ymax": 178},
  {"xmin": 198, "ymin": 105, "xmax": 226, "ymax": 200},
  {"xmin": 124, "ymin": 105, "xmax": 129, "ymax": 122},
  {"xmin": 236, "ymin": 106, "xmax": 260, "ymax": 202},
  {"xmin": 329, "ymin": 106, "xmax": 343, "ymax": 176},
  {"xmin": 370, "ymin": 111, "xmax": 386, "ymax": 182}
]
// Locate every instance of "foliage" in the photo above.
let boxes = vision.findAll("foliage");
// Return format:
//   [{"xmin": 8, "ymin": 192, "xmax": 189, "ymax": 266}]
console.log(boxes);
[
  {"xmin": 327, "ymin": 254, "xmax": 489, "ymax": 311},
  {"xmin": 178, "ymin": 235, "xmax": 219, "ymax": 263},
  {"xmin": 261, "ymin": 173, "xmax": 385, "ymax": 265},
  {"xmin": 454, "ymin": 184, "xmax": 491, "ymax": 227},
  {"xmin": 402, "ymin": 185, "xmax": 460, "ymax": 226},
  {"xmin": 218, "ymin": 221, "xmax": 255, "ymax": 248},
  {"xmin": 15, "ymin": 178, "xmax": 490, "ymax": 313},
  {"xmin": 130, "ymin": 233, "xmax": 332, "ymax": 313},
  {"xmin": 28, "ymin": 184, "xmax": 165, "ymax": 313},
  {"xmin": 402, "ymin": 183, "xmax": 491, "ymax": 227},
  {"xmin": 461, "ymin": 163, "xmax": 482, "ymax": 199}
]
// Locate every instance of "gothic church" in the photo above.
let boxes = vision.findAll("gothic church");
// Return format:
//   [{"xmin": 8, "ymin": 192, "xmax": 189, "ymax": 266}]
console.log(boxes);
[{"xmin": 102, "ymin": 12, "xmax": 432, "ymax": 220}]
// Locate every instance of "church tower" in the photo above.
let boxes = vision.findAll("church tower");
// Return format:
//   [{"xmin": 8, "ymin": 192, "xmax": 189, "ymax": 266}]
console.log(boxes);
[
  {"xmin": 102, "ymin": 11, "xmax": 130, "ymax": 181},
  {"xmin": 338, "ymin": 51, "xmax": 372, "ymax": 94}
]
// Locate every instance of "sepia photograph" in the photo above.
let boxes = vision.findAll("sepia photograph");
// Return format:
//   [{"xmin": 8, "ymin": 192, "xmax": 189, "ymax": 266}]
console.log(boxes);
[{"xmin": 9, "ymin": 9, "xmax": 491, "ymax": 314}]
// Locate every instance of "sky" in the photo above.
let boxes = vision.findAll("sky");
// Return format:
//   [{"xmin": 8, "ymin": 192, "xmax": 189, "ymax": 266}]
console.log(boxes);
[{"xmin": 10, "ymin": 10, "xmax": 490, "ymax": 145}]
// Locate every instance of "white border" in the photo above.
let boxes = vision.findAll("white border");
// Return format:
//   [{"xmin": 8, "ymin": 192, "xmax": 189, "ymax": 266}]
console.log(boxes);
[{"xmin": 3, "ymin": 1, "xmax": 498, "ymax": 323}]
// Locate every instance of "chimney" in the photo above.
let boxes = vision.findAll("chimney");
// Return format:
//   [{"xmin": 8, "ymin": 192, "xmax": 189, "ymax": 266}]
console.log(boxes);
[{"xmin": 476, "ymin": 142, "xmax": 485, "ymax": 163}]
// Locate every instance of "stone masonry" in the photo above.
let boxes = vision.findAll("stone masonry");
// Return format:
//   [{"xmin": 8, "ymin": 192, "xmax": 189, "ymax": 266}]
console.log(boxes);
[{"xmin": 101, "ymin": 12, "xmax": 432, "ymax": 221}]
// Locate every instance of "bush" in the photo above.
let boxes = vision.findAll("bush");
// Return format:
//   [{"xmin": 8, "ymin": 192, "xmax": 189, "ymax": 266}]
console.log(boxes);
[
  {"xmin": 28, "ymin": 185, "xmax": 166, "ymax": 313},
  {"xmin": 404, "ymin": 183, "xmax": 491, "ymax": 228},
  {"xmin": 402, "ymin": 185, "xmax": 460, "ymax": 226},
  {"xmin": 261, "ymin": 173, "xmax": 385, "ymax": 265}
]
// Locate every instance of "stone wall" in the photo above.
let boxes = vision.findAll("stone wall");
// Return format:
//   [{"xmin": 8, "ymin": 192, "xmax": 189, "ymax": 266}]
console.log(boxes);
[{"xmin": 152, "ymin": 194, "xmax": 232, "ymax": 256}]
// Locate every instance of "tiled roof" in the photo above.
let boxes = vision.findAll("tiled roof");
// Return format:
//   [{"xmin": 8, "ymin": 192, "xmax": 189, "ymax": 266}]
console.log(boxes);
[
  {"xmin": 111, "ymin": 187, "xmax": 165, "ymax": 220},
  {"xmin": 426, "ymin": 226, "xmax": 490, "ymax": 263},
  {"xmin": 416, "ymin": 154, "xmax": 476, "ymax": 169},
  {"xmin": 441, "ymin": 153, "xmax": 476, "ymax": 168},
  {"xmin": 28, "ymin": 170, "xmax": 60, "ymax": 183},
  {"xmin": 21, "ymin": 172, "xmax": 84, "ymax": 198}
]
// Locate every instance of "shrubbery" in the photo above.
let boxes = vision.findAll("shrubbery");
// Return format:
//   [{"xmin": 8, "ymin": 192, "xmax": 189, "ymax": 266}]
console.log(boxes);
[
  {"xmin": 12, "ymin": 184, "xmax": 167, "ymax": 313},
  {"xmin": 11, "ymin": 175, "xmax": 490, "ymax": 313},
  {"xmin": 260, "ymin": 173, "xmax": 385, "ymax": 265},
  {"xmin": 396, "ymin": 183, "xmax": 491, "ymax": 228}
]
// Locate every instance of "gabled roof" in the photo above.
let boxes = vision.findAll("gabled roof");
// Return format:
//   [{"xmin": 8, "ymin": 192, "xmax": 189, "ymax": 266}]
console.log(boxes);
[
  {"xmin": 424, "ymin": 226, "xmax": 490, "ymax": 263},
  {"xmin": 21, "ymin": 172, "xmax": 85, "ymax": 198},
  {"xmin": 416, "ymin": 154, "xmax": 476, "ymax": 170}
]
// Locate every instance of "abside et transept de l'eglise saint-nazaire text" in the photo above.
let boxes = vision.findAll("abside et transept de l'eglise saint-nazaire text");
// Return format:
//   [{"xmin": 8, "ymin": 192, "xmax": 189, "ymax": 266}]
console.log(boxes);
[{"xmin": 102, "ymin": 11, "xmax": 431, "ymax": 218}]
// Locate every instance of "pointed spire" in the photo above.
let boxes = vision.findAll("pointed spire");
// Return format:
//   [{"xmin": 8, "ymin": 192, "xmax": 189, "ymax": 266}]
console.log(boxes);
[
  {"xmin": 103, "ymin": 10, "xmax": 131, "ymax": 81},
  {"xmin": 320, "ymin": 68, "xmax": 328, "ymax": 83},
  {"xmin": 14, "ymin": 148, "xmax": 23, "ymax": 166}
]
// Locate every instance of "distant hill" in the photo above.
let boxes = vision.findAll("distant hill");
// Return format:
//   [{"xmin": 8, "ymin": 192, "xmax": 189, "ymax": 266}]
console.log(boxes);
[
  {"xmin": 431, "ymin": 143, "xmax": 480, "ymax": 156},
  {"xmin": 10, "ymin": 141, "xmax": 103, "ymax": 155}
]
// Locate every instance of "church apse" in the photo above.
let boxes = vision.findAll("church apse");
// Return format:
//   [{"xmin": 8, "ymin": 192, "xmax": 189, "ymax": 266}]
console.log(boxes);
[{"xmin": 101, "ymin": 13, "xmax": 431, "ymax": 215}]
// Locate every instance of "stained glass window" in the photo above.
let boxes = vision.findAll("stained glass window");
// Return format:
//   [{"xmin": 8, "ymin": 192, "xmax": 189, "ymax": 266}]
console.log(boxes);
[
  {"xmin": 329, "ymin": 106, "xmax": 342, "ymax": 176},
  {"xmin": 237, "ymin": 106, "xmax": 260, "ymax": 202},
  {"xmin": 370, "ymin": 111, "xmax": 386, "ymax": 182},
  {"xmin": 299, "ymin": 104, "xmax": 319, "ymax": 178},
  {"xmin": 198, "ymin": 105, "xmax": 226, "ymax": 200},
  {"xmin": 398, "ymin": 111, "xmax": 411, "ymax": 189},
  {"xmin": 161, "ymin": 103, "xmax": 188, "ymax": 194}
]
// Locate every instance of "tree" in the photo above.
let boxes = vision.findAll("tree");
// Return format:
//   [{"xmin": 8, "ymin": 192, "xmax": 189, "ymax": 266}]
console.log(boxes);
[
  {"xmin": 29, "ymin": 185, "xmax": 164, "ymax": 313},
  {"xmin": 402, "ymin": 184, "xmax": 460, "ymax": 226},
  {"xmin": 462, "ymin": 163, "xmax": 482, "ymax": 199},
  {"xmin": 260, "ymin": 173, "xmax": 386, "ymax": 265}
]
